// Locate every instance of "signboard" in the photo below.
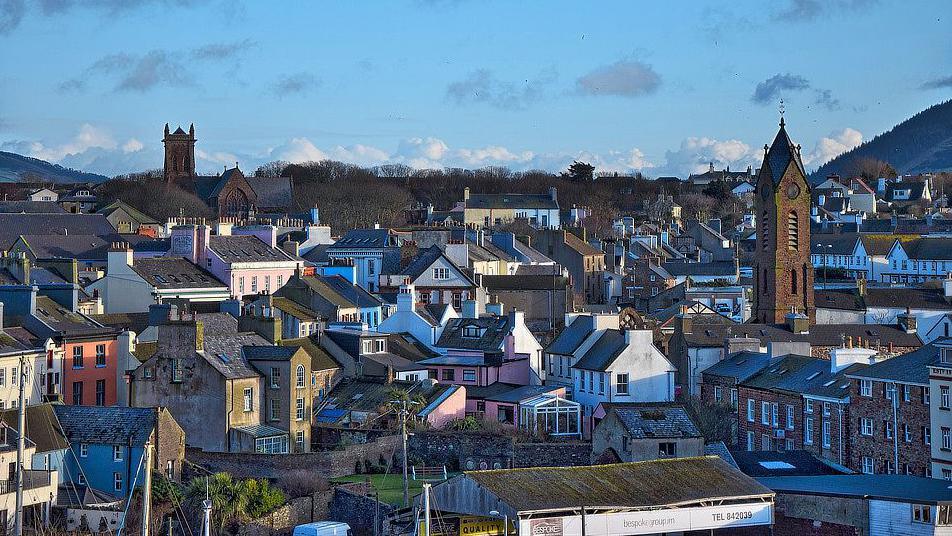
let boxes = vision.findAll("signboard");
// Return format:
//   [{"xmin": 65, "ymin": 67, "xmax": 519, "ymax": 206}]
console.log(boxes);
[
  {"xmin": 421, "ymin": 516, "xmax": 509, "ymax": 536},
  {"xmin": 519, "ymin": 502, "xmax": 772, "ymax": 536}
]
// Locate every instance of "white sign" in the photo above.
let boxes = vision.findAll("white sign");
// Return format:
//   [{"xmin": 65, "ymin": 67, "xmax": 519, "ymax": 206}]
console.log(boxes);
[{"xmin": 519, "ymin": 502, "xmax": 772, "ymax": 536}]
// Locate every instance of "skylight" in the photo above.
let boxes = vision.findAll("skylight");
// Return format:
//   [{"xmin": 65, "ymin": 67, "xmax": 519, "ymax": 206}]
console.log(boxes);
[
  {"xmin": 758, "ymin": 461, "xmax": 795, "ymax": 470},
  {"xmin": 824, "ymin": 380, "xmax": 836, "ymax": 386},
  {"xmin": 807, "ymin": 372, "xmax": 822, "ymax": 380}
]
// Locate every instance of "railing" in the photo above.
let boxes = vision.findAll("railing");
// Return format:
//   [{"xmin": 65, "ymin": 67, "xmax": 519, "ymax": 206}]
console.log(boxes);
[{"xmin": 0, "ymin": 471, "xmax": 52, "ymax": 494}]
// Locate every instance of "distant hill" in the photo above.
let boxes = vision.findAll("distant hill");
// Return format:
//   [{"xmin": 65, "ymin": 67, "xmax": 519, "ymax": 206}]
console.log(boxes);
[
  {"xmin": 0, "ymin": 151, "xmax": 108, "ymax": 184},
  {"xmin": 812, "ymin": 99, "xmax": 952, "ymax": 179}
]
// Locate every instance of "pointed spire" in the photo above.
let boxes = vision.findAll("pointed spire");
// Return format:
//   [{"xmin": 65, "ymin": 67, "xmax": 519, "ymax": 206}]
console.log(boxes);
[{"xmin": 779, "ymin": 98, "xmax": 786, "ymax": 127}]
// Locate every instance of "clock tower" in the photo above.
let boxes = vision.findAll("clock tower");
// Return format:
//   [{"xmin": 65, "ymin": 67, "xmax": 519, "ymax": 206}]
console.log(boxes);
[
  {"xmin": 163, "ymin": 123, "xmax": 196, "ymax": 182},
  {"xmin": 753, "ymin": 117, "xmax": 814, "ymax": 324}
]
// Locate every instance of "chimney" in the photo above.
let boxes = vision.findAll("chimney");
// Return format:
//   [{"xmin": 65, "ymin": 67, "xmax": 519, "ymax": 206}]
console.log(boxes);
[
  {"xmin": 549, "ymin": 186, "xmax": 558, "ymax": 202},
  {"xmin": 219, "ymin": 297, "xmax": 241, "ymax": 319},
  {"xmin": 508, "ymin": 308, "xmax": 525, "ymax": 330},
  {"xmin": 857, "ymin": 278, "xmax": 867, "ymax": 297},
  {"xmin": 486, "ymin": 296, "xmax": 504, "ymax": 317},
  {"xmin": 462, "ymin": 299, "xmax": 478, "ymax": 319},
  {"xmin": 897, "ymin": 308, "xmax": 917, "ymax": 334},
  {"xmin": 830, "ymin": 346, "xmax": 878, "ymax": 372},
  {"xmin": 310, "ymin": 207, "xmax": 320, "ymax": 225},
  {"xmin": 678, "ymin": 313, "xmax": 693, "ymax": 335},
  {"xmin": 282, "ymin": 240, "xmax": 300, "ymax": 257},
  {"xmin": 463, "ymin": 187, "xmax": 471, "ymax": 202},
  {"xmin": 786, "ymin": 310, "xmax": 810, "ymax": 334},
  {"xmin": 724, "ymin": 336, "xmax": 761, "ymax": 355},
  {"xmin": 623, "ymin": 329, "xmax": 652, "ymax": 347},
  {"xmin": 944, "ymin": 276, "xmax": 952, "ymax": 303},
  {"xmin": 397, "ymin": 284, "xmax": 416, "ymax": 312},
  {"xmin": 107, "ymin": 241, "xmax": 134, "ymax": 274}
]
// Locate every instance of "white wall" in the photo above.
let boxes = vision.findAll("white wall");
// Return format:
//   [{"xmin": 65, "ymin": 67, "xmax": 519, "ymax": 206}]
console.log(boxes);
[{"xmin": 869, "ymin": 499, "xmax": 950, "ymax": 536}]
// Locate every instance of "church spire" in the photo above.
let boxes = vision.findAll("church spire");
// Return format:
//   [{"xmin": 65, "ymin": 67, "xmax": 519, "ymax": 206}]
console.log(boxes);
[{"xmin": 779, "ymin": 98, "xmax": 786, "ymax": 128}]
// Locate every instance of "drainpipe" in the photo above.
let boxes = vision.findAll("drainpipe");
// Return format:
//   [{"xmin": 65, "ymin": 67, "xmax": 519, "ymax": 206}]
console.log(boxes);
[
  {"xmin": 226, "ymin": 379, "xmax": 234, "ymax": 453},
  {"xmin": 837, "ymin": 403, "xmax": 844, "ymax": 466}
]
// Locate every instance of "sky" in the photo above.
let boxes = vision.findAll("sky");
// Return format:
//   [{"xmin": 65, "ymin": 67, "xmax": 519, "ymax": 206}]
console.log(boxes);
[{"xmin": 0, "ymin": 0, "xmax": 949, "ymax": 178}]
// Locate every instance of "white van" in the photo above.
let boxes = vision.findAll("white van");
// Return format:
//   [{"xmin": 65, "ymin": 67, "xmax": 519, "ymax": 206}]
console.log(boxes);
[{"xmin": 293, "ymin": 522, "xmax": 352, "ymax": 536}]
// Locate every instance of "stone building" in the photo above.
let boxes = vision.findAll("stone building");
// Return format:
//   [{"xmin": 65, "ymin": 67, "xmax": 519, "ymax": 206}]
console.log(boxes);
[{"xmin": 753, "ymin": 118, "xmax": 815, "ymax": 324}]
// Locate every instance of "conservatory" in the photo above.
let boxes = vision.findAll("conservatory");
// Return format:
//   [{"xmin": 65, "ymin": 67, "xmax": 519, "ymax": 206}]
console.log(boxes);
[{"xmin": 518, "ymin": 394, "xmax": 582, "ymax": 437}]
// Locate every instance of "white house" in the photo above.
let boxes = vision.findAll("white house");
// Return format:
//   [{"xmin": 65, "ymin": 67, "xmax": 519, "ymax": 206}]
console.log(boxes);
[
  {"xmin": 28, "ymin": 188, "xmax": 58, "ymax": 202},
  {"xmin": 544, "ymin": 313, "xmax": 620, "ymax": 397},
  {"xmin": 377, "ymin": 284, "xmax": 457, "ymax": 348},
  {"xmin": 570, "ymin": 329, "xmax": 676, "ymax": 435},
  {"xmin": 87, "ymin": 242, "xmax": 230, "ymax": 313},
  {"xmin": 882, "ymin": 238, "xmax": 952, "ymax": 285}
]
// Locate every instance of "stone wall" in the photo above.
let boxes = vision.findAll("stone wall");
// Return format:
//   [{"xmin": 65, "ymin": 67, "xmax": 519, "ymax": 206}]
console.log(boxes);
[
  {"xmin": 328, "ymin": 487, "xmax": 393, "ymax": 536},
  {"xmin": 848, "ymin": 378, "xmax": 931, "ymax": 476},
  {"xmin": 187, "ymin": 435, "xmax": 400, "ymax": 480},
  {"xmin": 408, "ymin": 431, "xmax": 591, "ymax": 470},
  {"xmin": 237, "ymin": 489, "xmax": 335, "ymax": 536}
]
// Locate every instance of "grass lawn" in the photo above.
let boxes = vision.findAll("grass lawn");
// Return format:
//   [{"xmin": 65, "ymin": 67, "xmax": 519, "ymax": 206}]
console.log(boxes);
[{"xmin": 330, "ymin": 473, "xmax": 424, "ymax": 506}]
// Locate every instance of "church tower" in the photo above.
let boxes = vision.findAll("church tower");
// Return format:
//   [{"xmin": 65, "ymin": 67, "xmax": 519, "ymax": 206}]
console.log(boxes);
[
  {"xmin": 753, "ymin": 117, "xmax": 814, "ymax": 324},
  {"xmin": 163, "ymin": 123, "xmax": 196, "ymax": 182}
]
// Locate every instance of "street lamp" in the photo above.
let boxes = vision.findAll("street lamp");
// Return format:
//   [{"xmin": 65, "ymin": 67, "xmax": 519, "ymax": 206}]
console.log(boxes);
[
  {"xmin": 489, "ymin": 510, "xmax": 509, "ymax": 536},
  {"xmin": 816, "ymin": 243, "xmax": 832, "ymax": 289}
]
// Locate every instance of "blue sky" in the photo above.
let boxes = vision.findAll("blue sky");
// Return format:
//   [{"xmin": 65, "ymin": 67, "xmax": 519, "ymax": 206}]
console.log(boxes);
[{"xmin": 0, "ymin": 0, "xmax": 949, "ymax": 177}]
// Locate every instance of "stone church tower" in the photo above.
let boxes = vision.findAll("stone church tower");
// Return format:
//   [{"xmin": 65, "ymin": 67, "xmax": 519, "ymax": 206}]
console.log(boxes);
[
  {"xmin": 163, "ymin": 123, "xmax": 196, "ymax": 181},
  {"xmin": 753, "ymin": 117, "xmax": 815, "ymax": 324}
]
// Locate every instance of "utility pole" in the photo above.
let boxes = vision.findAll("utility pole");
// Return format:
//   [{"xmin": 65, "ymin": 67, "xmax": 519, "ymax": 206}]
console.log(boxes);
[
  {"xmin": 400, "ymin": 399, "xmax": 410, "ymax": 507},
  {"xmin": 13, "ymin": 353, "xmax": 26, "ymax": 536},
  {"xmin": 422, "ymin": 483, "xmax": 431, "ymax": 536},
  {"xmin": 141, "ymin": 443, "xmax": 153, "ymax": 536}
]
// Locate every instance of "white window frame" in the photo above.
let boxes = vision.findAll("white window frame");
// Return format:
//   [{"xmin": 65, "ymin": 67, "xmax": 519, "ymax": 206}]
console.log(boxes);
[{"xmin": 860, "ymin": 379, "xmax": 872, "ymax": 397}]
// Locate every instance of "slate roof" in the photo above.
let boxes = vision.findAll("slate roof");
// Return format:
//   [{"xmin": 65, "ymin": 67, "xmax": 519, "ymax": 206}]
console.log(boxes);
[
  {"xmin": 730, "ymin": 450, "xmax": 848, "ymax": 477},
  {"xmin": 319, "ymin": 275, "xmax": 383, "ymax": 308},
  {"xmin": 898, "ymin": 238, "xmax": 952, "ymax": 260},
  {"xmin": 272, "ymin": 297, "xmax": 320, "ymax": 321},
  {"xmin": 481, "ymin": 274, "xmax": 569, "ymax": 291},
  {"xmin": 88, "ymin": 312, "xmax": 151, "ymax": 335},
  {"xmin": 96, "ymin": 199, "xmax": 158, "ymax": 225},
  {"xmin": 131, "ymin": 237, "xmax": 171, "ymax": 254},
  {"xmin": 17, "ymin": 234, "xmax": 110, "ymax": 260},
  {"xmin": 402, "ymin": 245, "xmax": 451, "ymax": 279},
  {"xmin": 242, "ymin": 345, "xmax": 298, "ymax": 361},
  {"xmin": 761, "ymin": 122, "xmax": 805, "ymax": 185},
  {"xmin": 0, "ymin": 214, "xmax": 118, "ymax": 249},
  {"xmin": 208, "ymin": 235, "xmax": 295, "ymax": 263},
  {"xmin": 740, "ymin": 354, "xmax": 863, "ymax": 400},
  {"xmin": 32, "ymin": 296, "xmax": 117, "ymax": 337},
  {"xmin": 563, "ymin": 231, "xmax": 602, "ymax": 256},
  {"xmin": 680, "ymin": 322, "xmax": 921, "ymax": 348},
  {"xmin": 846, "ymin": 339, "xmax": 949, "ymax": 385},
  {"xmin": 330, "ymin": 229, "xmax": 399, "ymax": 249},
  {"xmin": 704, "ymin": 442, "xmax": 737, "ymax": 468},
  {"xmin": 246, "ymin": 176, "xmax": 292, "ymax": 209},
  {"xmin": 701, "ymin": 351, "xmax": 776, "ymax": 383},
  {"xmin": 436, "ymin": 316, "xmax": 510, "ymax": 352},
  {"xmin": 0, "ymin": 403, "xmax": 69, "ymax": 453},
  {"xmin": 387, "ymin": 332, "xmax": 439, "ymax": 362},
  {"xmin": 233, "ymin": 423, "xmax": 287, "ymax": 439},
  {"xmin": 482, "ymin": 384, "xmax": 561, "ymax": 404},
  {"xmin": 757, "ymin": 474, "xmax": 952, "ymax": 504},
  {"xmin": 462, "ymin": 456, "xmax": 772, "ymax": 512},
  {"xmin": 200, "ymin": 328, "xmax": 270, "ymax": 379},
  {"xmin": 280, "ymin": 336, "xmax": 340, "ymax": 371},
  {"xmin": 0, "ymin": 201, "xmax": 65, "ymax": 214},
  {"xmin": 465, "ymin": 193, "xmax": 558, "ymax": 210},
  {"xmin": 323, "ymin": 378, "xmax": 447, "ymax": 415},
  {"xmin": 814, "ymin": 289, "xmax": 865, "ymax": 311},
  {"xmin": 662, "ymin": 260, "xmax": 737, "ymax": 277},
  {"xmin": 130, "ymin": 257, "xmax": 227, "ymax": 289},
  {"xmin": 884, "ymin": 180, "xmax": 928, "ymax": 202},
  {"xmin": 546, "ymin": 316, "xmax": 597, "ymax": 355},
  {"xmin": 573, "ymin": 329, "xmax": 626, "ymax": 372},
  {"xmin": 810, "ymin": 233, "xmax": 858, "ymax": 256},
  {"xmin": 52, "ymin": 405, "xmax": 157, "ymax": 446},
  {"xmin": 607, "ymin": 403, "xmax": 701, "ymax": 439}
]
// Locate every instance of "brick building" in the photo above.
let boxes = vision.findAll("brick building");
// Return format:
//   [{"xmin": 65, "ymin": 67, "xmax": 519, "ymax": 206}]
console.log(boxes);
[
  {"xmin": 846, "ymin": 342, "xmax": 939, "ymax": 476},
  {"xmin": 753, "ymin": 117, "xmax": 815, "ymax": 324}
]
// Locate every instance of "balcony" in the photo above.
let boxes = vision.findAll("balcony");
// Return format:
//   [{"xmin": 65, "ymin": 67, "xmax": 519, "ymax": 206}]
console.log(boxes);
[{"xmin": 0, "ymin": 470, "xmax": 53, "ymax": 494}]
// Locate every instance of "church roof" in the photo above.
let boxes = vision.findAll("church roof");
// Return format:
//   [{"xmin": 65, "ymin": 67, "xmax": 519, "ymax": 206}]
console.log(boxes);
[
  {"xmin": 762, "ymin": 120, "xmax": 806, "ymax": 185},
  {"xmin": 171, "ymin": 126, "xmax": 187, "ymax": 135}
]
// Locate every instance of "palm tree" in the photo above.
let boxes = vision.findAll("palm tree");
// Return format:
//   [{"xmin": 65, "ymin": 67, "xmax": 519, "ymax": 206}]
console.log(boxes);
[{"xmin": 186, "ymin": 473, "xmax": 285, "ymax": 532}]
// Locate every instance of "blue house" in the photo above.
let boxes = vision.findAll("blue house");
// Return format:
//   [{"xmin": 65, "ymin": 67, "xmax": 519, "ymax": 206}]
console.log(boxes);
[{"xmin": 52, "ymin": 405, "xmax": 185, "ymax": 497}]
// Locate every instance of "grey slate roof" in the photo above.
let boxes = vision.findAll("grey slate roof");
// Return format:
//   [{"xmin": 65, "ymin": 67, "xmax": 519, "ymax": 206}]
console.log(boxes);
[
  {"xmin": 483, "ymin": 384, "xmax": 561, "ymax": 404},
  {"xmin": 757, "ymin": 474, "xmax": 952, "ymax": 504},
  {"xmin": 481, "ymin": 274, "xmax": 570, "ymax": 291},
  {"xmin": 208, "ymin": 235, "xmax": 295, "ymax": 263},
  {"xmin": 246, "ymin": 176, "xmax": 292, "ymax": 209},
  {"xmin": 0, "ymin": 201, "xmax": 66, "ymax": 214},
  {"xmin": 402, "ymin": 245, "xmax": 450, "ymax": 279},
  {"xmin": 52, "ymin": 405, "xmax": 157, "ymax": 446},
  {"xmin": 740, "ymin": 354, "xmax": 863, "ymax": 400},
  {"xmin": 436, "ymin": 316, "xmax": 510, "ymax": 353},
  {"xmin": 242, "ymin": 345, "xmax": 297, "ymax": 361},
  {"xmin": 608, "ymin": 403, "xmax": 701, "ymax": 439},
  {"xmin": 573, "ymin": 329, "xmax": 626, "ymax": 372},
  {"xmin": 846, "ymin": 339, "xmax": 949, "ymax": 385},
  {"xmin": 730, "ymin": 450, "xmax": 848, "ymax": 477},
  {"xmin": 465, "ymin": 193, "xmax": 558, "ymax": 210},
  {"xmin": 898, "ymin": 238, "xmax": 952, "ymax": 260},
  {"xmin": 662, "ymin": 260, "xmax": 737, "ymax": 277},
  {"xmin": 18, "ymin": 234, "xmax": 110, "ymax": 260},
  {"xmin": 681, "ymin": 322, "xmax": 921, "ymax": 349},
  {"xmin": 546, "ymin": 316, "xmax": 596, "ymax": 355},
  {"xmin": 330, "ymin": 229, "xmax": 399, "ymax": 249},
  {"xmin": 0, "ymin": 213, "xmax": 118, "ymax": 250},
  {"xmin": 701, "ymin": 351, "xmax": 776, "ymax": 383},
  {"xmin": 130, "ymin": 257, "xmax": 227, "ymax": 289},
  {"xmin": 761, "ymin": 122, "xmax": 805, "ymax": 185},
  {"xmin": 319, "ymin": 275, "xmax": 382, "ymax": 308}
]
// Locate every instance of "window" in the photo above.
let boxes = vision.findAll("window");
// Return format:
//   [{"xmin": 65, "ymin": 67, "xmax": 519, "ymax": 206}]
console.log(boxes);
[
  {"xmin": 747, "ymin": 431, "xmax": 754, "ymax": 451},
  {"xmin": 433, "ymin": 267, "xmax": 450, "ymax": 280},
  {"xmin": 924, "ymin": 386, "xmax": 931, "ymax": 405},
  {"xmin": 72, "ymin": 381, "xmax": 83, "ymax": 405},
  {"xmin": 362, "ymin": 340, "xmax": 372, "ymax": 353},
  {"xmin": 598, "ymin": 373, "xmax": 605, "ymax": 395},
  {"xmin": 913, "ymin": 504, "xmax": 933, "ymax": 524},
  {"xmin": 730, "ymin": 389, "xmax": 738, "ymax": 410},
  {"xmin": 243, "ymin": 388, "xmax": 253, "ymax": 412},
  {"xmin": 270, "ymin": 367, "xmax": 280, "ymax": 388},
  {"xmin": 80, "ymin": 443, "xmax": 88, "ymax": 458},
  {"xmin": 786, "ymin": 405, "xmax": 794, "ymax": 430},
  {"xmin": 239, "ymin": 277, "xmax": 245, "ymax": 293},
  {"xmin": 658, "ymin": 442, "xmax": 676, "ymax": 457},
  {"xmin": 296, "ymin": 431, "xmax": 305, "ymax": 452},
  {"xmin": 747, "ymin": 399, "xmax": 755, "ymax": 422},
  {"xmin": 822, "ymin": 421, "xmax": 831, "ymax": 448},
  {"xmin": 805, "ymin": 399, "xmax": 813, "ymax": 414},
  {"xmin": 714, "ymin": 386, "xmax": 722, "ymax": 402},
  {"xmin": 95, "ymin": 344, "xmax": 106, "ymax": 367},
  {"xmin": 761, "ymin": 401, "xmax": 769, "ymax": 425},
  {"xmin": 943, "ymin": 427, "xmax": 951, "ymax": 450},
  {"xmin": 860, "ymin": 379, "xmax": 872, "ymax": 397},
  {"xmin": 862, "ymin": 456, "xmax": 874, "ymax": 474},
  {"xmin": 296, "ymin": 398, "xmax": 305, "ymax": 421},
  {"xmin": 771, "ymin": 403, "xmax": 779, "ymax": 427},
  {"xmin": 861, "ymin": 418, "xmax": 873, "ymax": 436},
  {"xmin": 942, "ymin": 386, "xmax": 950, "ymax": 409},
  {"xmin": 924, "ymin": 426, "xmax": 932, "ymax": 445},
  {"xmin": 823, "ymin": 402, "xmax": 831, "ymax": 417},
  {"xmin": 255, "ymin": 436, "xmax": 289, "ymax": 454},
  {"xmin": 944, "ymin": 469, "xmax": 952, "ymax": 481},
  {"xmin": 904, "ymin": 424, "xmax": 912, "ymax": 443},
  {"xmin": 903, "ymin": 384, "xmax": 911, "ymax": 403},
  {"xmin": 264, "ymin": 275, "xmax": 271, "ymax": 292},
  {"xmin": 374, "ymin": 339, "xmax": 385, "ymax": 353},
  {"xmin": 10, "ymin": 367, "xmax": 16, "ymax": 386},
  {"xmin": 113, "ymin": 445, "xmax": 123, "ymax": 462},
  {"xmin": 787, "ymin": 211, "xmax": 799, "ymax": 250},
  {"xmin": 462, "ymin": 370, "xmax": 476, "ymax": 382},
  {"xmin": 452, "ymin": 293, "xmax": 462, "ymax": 310},
  {"xmin": 885, "ymin": 420, "xmax": 893, "ymax": 439},
  {"xmin": 0, "ymin": 369, "xmax": 5, "ymax": 386},
  {"xmin": 296, "ymin": 365, "xmax": 306, "ymax": 388},
  {"xmin": 805, "ymin": 417, "xmax": 814, "ymax": 445},
  {"xmin": 114, "ymin": 472, "xmax": 122, "ymax": 492},
  {"xmin": 269, "ymin": 399, "xmax": 279, "ymax": 421},
  {"xmin": 73, "ymin": 346, "xmax": 84, "ymax": 368},
  {"xmin": 442, "ymin": 369, "xmax": 455, "ymax": 381},
  {"xmin": 251, "ymin": 276, "xmax": 258, "ymax": 292},
  {"xmin": 587, "ymin": 371, "xmax": 593, "ymax": 392},
  {"xmin": 615, "ymin": 374, "xmax": 629, "ymax": 395},
  {"xmin": 95, "ymin": 379, "xmax": 105, "ymax": 406}
]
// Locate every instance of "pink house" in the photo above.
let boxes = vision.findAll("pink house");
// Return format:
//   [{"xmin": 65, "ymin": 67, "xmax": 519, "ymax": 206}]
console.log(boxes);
[
  {"xmin": 169, "ymin": 223, "xmax": 301, "ymax": 299},
  {"xmin": 416, "ymin": 384, "xmax": 467, "ymax": 428}
]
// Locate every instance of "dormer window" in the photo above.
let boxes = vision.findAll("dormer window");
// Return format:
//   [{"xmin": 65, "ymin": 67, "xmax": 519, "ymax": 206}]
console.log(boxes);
[
  {"xmin": 462, "ymin": 325, "xmax": 480, "ymax": 338},
  {"xmin": 433, "ymin": 267, "xmax": 450, "ymax": 280},
  {"xmin": 941, "ymin": 347, "xmax": 952, "ymax": 365}
]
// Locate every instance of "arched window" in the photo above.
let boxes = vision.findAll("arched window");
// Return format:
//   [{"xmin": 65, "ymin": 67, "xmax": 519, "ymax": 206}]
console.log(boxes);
[
  {"xmin": 761, "ymin": 211, "xmax": 769, "ymax": 250},
  {"xmin": 762, "ymin": 268, "xmax": 767, "ymax": 293},
  {"xmin": 296, "ymin": 365, "xmax": 306, "ymax": 388},
  {"xmin": 787, "ymin": 211, "xmax": 799, "ymax": 250},
  {"xmin": 803, "ymin": 264, "xmax": 809, "ymax": 311},
  {"xmin": 224, "ymin": 188, "xmax": 250, "ymax": 219},
  {"xmin": 791, "ymin": 267, "xmax": 798, "ymax": 295}
]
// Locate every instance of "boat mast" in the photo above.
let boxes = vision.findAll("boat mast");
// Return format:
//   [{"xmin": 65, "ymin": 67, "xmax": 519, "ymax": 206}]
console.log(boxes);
[
  {"xmin": 13, "ymin": 353, "xmax": 26, "ymax": 536},
  {"xmin": 141, "ymin": 443, "xmax": 152, "ymax": 536}
]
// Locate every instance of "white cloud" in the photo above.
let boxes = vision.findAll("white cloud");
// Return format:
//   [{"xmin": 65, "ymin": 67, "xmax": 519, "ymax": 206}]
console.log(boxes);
[
  {"xmin": 803, "ymin": 127, "xmax": 863, "ymax": 167},
  {"xmin": 655, "ymin": 137, "xmax": 756, "ymax": 176},
  {"xmin": 268, "ymin": 138, "xmax": 328, "ymax": 163},
  {"xmin": 122, "ymin": 138, "xmax": 143, "ymax": 153},
  {"xmin": 1, "ymin": 123, "xmax": 116, "ymax": 162}
]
